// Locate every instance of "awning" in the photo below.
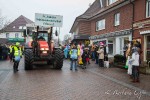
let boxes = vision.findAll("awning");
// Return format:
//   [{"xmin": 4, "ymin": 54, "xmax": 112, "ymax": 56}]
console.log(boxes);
[
  {"xmin": 74, "ymin": 34, "xmax": 90, "ymax": 40},
  {"xmin": 140, "ymin": 30, "xmax": 150, "ymax": 35},
  {"xmin": 8, "ymin": 38, "xmax": 25, "ymax": 42}
]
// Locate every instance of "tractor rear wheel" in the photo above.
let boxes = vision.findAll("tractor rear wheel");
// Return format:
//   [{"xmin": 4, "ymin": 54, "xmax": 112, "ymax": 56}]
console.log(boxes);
[
  {"xmin": 53, "ymin": 49, "xmax": 63, "ymax": 69},
  {"xmin": 24, "ymin": 49, "xmax": 34, "ymax": 70}
]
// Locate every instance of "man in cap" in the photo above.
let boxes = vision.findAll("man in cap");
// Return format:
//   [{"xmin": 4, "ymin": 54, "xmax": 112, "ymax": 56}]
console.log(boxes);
[{"xmin": 12, "ymin": 42, "xmax": 22, "ymax": 72}]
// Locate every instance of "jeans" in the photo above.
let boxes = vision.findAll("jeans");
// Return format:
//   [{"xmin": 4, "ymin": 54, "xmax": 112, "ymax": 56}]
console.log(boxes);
[
  {"xmin": 95, "ymin": 57, "xmax": 98, "ymax": 64},
  {"xmin": 92, "ymin": 52, "xmax": 95, "ymax": 60},
  {"xmin": 99, "ymin": 59, "xmax": 104, "ymax": 67},
  {"xmin": 70, "ymin": 59, "xmax": 77, "ymax": 70},
  {"xmin": 132, "ymin": 65, "xmax": 139, "ymax": 80},
  {"xmin": 13, "ymin": 61, "xmax": 19, "ymax": 72}
]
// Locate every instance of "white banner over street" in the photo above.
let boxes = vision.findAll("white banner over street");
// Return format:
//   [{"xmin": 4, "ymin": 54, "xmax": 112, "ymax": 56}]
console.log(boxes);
[{"xmin": 35, "ymin": 13, "xmax": 63, "ymax": 27}]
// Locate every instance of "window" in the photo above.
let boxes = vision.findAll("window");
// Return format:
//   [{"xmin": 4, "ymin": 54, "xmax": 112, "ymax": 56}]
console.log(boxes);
[
  {"xmin": 96, "ymin": 19, "xmax": 105, "ymax": 31},
  {"xmin": 114, "ymin": 13, "xmax": 120, "ymax": 26},
  {"xmin": 108, "ymin": 40, "xmax": 113, "ymax": 55},
  {"xmin": 6, "ymin": 33, "xmax": 9, "ymax": 38},
  {"xmin": 108, "ymin": 0, "xmax": 118, "ymax": 5},
  {"xmin": 15, "ymin": 33, "xmax": 19, "ymax": 38},
  {"xmin": 19, "ymin": 26, "xmax": 23, "ymax": 29},
  {"xmin": 119, "ymin": 38, "xmax": 123, "ymax": 55},
  {"xmin": 146, "ymin": 0, "xmax": 150, "ymax": 17},
  {"xmin": 146, "ymin": 36, "xmax": 150, "ymax": 61},
  {"xmin": 13, "ymin": 26, "xmax": 15, "ymax": 28}
]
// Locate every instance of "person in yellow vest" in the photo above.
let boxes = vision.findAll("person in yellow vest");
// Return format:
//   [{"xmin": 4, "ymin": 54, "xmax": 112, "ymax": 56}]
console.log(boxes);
[{"xmin": 12, "ymin": 42, "xmax": 22, "ymax": 72}]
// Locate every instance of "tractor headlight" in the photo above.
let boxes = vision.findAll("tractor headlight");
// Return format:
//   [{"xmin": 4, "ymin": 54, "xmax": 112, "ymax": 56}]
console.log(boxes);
[
  {"xmin": 45, "ymin": 48, "xmax": 49, "ymax": 50},
  {"xmin": 40, "ymin": 48, "xmax": 44, "ymax": 50},
  {"xmin": 42, "ymin": 51, "xmax": 47, "ymax": 54}
]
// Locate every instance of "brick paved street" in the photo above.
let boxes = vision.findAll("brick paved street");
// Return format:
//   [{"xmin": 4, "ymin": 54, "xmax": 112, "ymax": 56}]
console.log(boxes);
[{"xmin": 0, "ymin": 59, "xmax": 150, "ymax": 100}]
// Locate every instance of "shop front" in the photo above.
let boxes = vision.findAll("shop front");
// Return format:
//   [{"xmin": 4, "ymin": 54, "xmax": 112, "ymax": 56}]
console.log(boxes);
[
  {"xmin": 89, "ymin": 29, "xmax": 132, "ymax": 57},
  {"xmin": 140, "ymin": 31, "xmax": 150, "ymax": 62}
]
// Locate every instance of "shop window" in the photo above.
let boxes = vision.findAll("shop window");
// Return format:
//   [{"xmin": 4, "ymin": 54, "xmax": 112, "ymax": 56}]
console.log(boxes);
[
  {"xmin": 6, "ymin": 33, "xmax": 9, "ymax": 38},
  {"xmin": 15, "ymin": 33, "xmax": 19, "ymax": 38},
  {"xmin": 108, "ymin": 40, "xmax": 113, "ymax": 55},
  {"xmin": 147, "ymin": 36, "xmax": 150, "ymax": 61},
  {"xmin": 119, "ymin": 38, "xmax": 123, "ymax": 55},
  {"xmin": 146, "ymin": 0, "xmax": 150, "ymax": 18},
  {"xmin": 114, "ymin": 13, "xmax": 120, "ymax": 26},
  {"xmin": 96, "ymin": 19, "xmax": 105, "ymax": 31}
]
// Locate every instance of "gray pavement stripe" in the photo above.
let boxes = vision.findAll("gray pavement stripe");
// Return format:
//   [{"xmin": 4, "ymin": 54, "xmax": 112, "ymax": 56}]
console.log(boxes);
[
  {"xmin": 87, "ymin": 69, "xmax": 150, "ymax": 97},
  {"xmin": 0, "ymin": 71, "xmax": 10, "ymax": 84},
  {"xmin": 0, "ymin": 71, "xmax": 3, "ymax": 75}
]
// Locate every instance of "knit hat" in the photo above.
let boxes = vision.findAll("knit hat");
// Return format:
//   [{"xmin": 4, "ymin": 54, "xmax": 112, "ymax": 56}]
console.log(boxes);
[
  {"xmin": 16, "ymin": 42, "xmax": 20, "ymax": 46},
  {"xmin": 100, "ymin": 42, "xmax": 104, "ymax": 46}
]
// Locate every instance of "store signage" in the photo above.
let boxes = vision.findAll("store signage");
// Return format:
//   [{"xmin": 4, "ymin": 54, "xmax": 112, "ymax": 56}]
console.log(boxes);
[
  {"xmin": 89, "ymin": 29, "xmax": 131, "ymax": 40},
  {"xmin": 8, "ymin": 38, "xmax": 25, "ymax": 42},
  {"xmin": 133, "ymin": 20, "xmax": 150, "ymax": 28},
  {"xmin": 140, "ymin": 30, "xmax": 150, "ymax": 35},
  {"xmin": 35, "ymin": 13, "xmax": 63, "ymax": 27}
]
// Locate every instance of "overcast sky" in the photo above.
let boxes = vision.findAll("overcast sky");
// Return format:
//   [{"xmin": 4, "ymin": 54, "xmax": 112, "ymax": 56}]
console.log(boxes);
[{"xmin": 0, "ymin": 0, "xmax": 94, "ymax": 40}]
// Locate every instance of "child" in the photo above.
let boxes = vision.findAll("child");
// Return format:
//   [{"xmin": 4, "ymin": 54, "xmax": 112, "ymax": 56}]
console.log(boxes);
[
  {"xmin": 85, "ymin": 48, "xmax": 90, "ymax": 64},
  {"xmin": 69, "ymin": 45, "xmax": 78, "ymax": 71}
]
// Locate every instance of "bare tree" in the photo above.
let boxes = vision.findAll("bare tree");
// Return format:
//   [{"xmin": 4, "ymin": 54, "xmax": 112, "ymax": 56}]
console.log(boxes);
[
  {"xmin": 0, "ymin": 15, "xmax": 11, "ymax": 32},
  {"xmin": 63, "ymin": 34, "xmax": 71, "ymax": 45}
]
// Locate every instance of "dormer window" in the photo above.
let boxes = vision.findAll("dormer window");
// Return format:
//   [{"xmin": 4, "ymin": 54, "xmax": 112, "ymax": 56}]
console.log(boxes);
[
  {"xmin": 13, "ymin": 26, "xmax": 15, "ymax": 28},
  {"xmin": 100, "ymin": 0, "xmax": 103, "ymax": 8},
  {"xmin": 108, "ymin": 0, "xmax": 118, "ymax": 5}
]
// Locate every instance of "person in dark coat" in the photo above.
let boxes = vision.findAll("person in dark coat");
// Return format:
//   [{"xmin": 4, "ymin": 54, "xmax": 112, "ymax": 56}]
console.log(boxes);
[
  {"xmin": 94, "ymin": 45, "xmax": 99, "ymax": 64},
  {"xmin": 82, "ymin": 49, "xmax": 87, "ymax": 67}
]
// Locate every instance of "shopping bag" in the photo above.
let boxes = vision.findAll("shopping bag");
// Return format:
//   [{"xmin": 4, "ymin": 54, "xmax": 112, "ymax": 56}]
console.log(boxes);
[
  {"xmin": 124, "ymin": 59, "xmax": 129, "ymax": 69},
  {"xmin": 15, "ymin": 56, "xmax": 21, "ymax": 62},
  {"xmin": 104, "ymin": 61, "xmax": 109, "ymax": 68},
  {"xmin": 79, "ymin": 58, "xmax": 83, "ymax": 65},
  {"xmin": 127, "ymin": 63, "xmax": 132, "ymax": 75}
]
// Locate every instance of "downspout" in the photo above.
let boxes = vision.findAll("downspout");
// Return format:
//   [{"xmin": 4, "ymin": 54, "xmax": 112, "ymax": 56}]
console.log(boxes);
[{"xmin": 130, "ymin": 0, "xmax": 135, "ymax": 41}]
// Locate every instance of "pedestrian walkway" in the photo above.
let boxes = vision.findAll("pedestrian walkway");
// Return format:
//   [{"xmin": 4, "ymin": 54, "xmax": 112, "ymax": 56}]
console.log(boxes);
[
  {"xmin": 87, "ymin": 60, "xmax": 150, "ymax": 94},
  {"xmin": 0, "ymin": 59, "xmax": 149, "ymax": 100}
]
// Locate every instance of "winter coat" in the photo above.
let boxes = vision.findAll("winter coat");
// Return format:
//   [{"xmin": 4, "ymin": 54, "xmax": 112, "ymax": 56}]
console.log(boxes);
[
  {"xmin": 97, "ymin": 48, "xmax": 104, "ymax": 59},
  {"xmin": 129, "ymin": 52, "xmax": 139, "ymax": 66}
]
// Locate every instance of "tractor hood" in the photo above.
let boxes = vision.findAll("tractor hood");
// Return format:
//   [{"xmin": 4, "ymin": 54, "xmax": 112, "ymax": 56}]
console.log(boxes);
[{"xmin": 38, "ymin": 41, "xmax": 49, "ymax": 48}]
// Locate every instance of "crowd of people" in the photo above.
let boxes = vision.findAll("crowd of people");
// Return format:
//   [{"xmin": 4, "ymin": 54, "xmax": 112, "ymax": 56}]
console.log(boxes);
[
  {"xmin": 63, "ymin": 40, "xmax": 141, "ymax": 83},
  {"xmin": 63, "ymin": 42, "xmax": 109, "ymax": 71}
]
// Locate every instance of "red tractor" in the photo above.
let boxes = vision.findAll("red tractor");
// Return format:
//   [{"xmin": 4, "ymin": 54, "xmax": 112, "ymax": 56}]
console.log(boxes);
[{"xmin": 24, "ymin": 26, "xmax": 63, "ymax": 70}]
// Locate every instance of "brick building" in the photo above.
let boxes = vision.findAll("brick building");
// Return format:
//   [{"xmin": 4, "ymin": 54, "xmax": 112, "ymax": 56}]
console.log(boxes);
[
  {"xmin": 70, "ymin": 0, "xmax": 134, "ymax": 57},
  {"xmin": 133, "ymin": 0, "xmax": 150, "ymax": 63},
  {"xmin": 70, "ymin": 0, "xmax": 150, "ymax": 63}
]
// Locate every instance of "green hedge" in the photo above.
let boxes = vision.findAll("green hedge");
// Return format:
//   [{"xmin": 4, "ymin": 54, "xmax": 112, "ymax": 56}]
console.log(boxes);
[{"xmin": 114, "ymin": 54, "xmax": 125, "ymax": 63}]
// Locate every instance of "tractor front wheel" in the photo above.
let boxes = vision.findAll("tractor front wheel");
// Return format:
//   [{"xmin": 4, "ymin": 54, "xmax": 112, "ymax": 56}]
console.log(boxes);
[
  {"xmin": 24, "ymin": 49, "xmax": 34, "ymax": 70},
  {"xmin": 53, "ymin": 49, "xmax": 63, "ymax": 69}
]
